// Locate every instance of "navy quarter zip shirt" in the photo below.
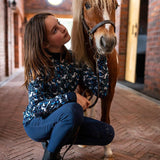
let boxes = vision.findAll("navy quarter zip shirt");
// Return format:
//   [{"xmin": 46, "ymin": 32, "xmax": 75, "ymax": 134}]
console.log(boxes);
[{"xmin": 23, "ymin": 51, "xmax": 109, "ymax": 125}]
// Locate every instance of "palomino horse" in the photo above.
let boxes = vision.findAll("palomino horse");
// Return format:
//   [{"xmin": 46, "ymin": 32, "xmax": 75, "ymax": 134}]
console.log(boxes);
[{"xmin": 71, "ymin": 0, "xmax": 119, "ymax": 159}]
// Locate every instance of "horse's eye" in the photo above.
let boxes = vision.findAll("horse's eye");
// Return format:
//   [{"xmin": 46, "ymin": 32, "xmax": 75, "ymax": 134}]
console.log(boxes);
[
  {"xmin": 115, "ymin": 3, "xmax": 119, "ymax": 9},
  {"xmin": 85, "ymin": 2, "xmax": 91, "ymax": 9}
]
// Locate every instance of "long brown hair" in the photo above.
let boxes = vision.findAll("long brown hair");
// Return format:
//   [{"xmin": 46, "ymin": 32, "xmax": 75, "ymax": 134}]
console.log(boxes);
[{"xmin": 24, "ymin": 13, "xmax": 55, "ymax": 88}]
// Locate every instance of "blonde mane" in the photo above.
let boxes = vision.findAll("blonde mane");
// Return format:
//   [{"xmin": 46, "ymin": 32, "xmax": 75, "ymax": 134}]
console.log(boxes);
[{"xmin": 71, "ymin": 0, "xmax": 115, "ymax": 64}]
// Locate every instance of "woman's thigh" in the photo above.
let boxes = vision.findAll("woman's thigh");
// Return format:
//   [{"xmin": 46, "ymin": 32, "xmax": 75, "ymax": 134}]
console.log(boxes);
[{"xmin": 23, "ymin": 102, "xmax": 83, "ymax": 142}]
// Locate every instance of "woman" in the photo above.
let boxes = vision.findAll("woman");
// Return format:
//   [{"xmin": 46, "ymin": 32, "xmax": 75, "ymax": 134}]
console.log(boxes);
[{"xmin": 23, "ymin": 13, "xmax": 114, "ymax": 160}]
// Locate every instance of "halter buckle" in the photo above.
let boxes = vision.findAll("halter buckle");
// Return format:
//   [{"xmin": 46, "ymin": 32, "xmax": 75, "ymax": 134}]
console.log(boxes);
[{"xmin": 88, "ymin": 31, "xmax": 94, "ymax": 40}]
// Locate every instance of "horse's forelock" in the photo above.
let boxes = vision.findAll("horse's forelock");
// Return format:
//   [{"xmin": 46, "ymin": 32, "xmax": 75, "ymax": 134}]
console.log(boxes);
[
  {"xmin": 72, "ymin": 0, "xmax": 115, "ymax": 21},
  {"xmin": 72, "ymin": 0, "xmax": 82, "ymax": 20},
  {"xmin": 89, "ymin": 0, "xmax": 115, "ymax": 13}
]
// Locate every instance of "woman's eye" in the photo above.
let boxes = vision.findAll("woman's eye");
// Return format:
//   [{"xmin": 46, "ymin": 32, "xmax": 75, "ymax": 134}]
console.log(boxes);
[
  {"xmin": 85, "ymin": 2, "xmax": 91, "ymax": 9},
  {"xmin": 53, "ymin": 28, "xmax": 57, "ymax": 34}
]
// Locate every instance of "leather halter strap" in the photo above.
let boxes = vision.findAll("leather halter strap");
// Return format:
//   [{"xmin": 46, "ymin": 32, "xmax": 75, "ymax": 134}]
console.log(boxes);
[
  {"xmin": 91, "ymin": 20, "xmax": 116, "ymax": 34},
  {"xmin": 81, "ymin": 9, "xmax": 116, "ymax": 45}
]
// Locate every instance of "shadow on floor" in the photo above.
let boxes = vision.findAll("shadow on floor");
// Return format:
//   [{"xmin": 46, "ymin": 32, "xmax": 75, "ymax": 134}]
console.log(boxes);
[{"xmin": 118, "ymin": 80, "xmax": 160, "ymax": 101}]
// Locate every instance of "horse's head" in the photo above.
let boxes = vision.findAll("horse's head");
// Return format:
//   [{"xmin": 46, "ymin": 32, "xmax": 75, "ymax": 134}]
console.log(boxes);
[
  {"xmin": 82, "ymin": 0, "xmax": 118, "ymax": 55},
  {"xmin": 71, "ymin": 0, "xmax": 119, "ymax": 65}
]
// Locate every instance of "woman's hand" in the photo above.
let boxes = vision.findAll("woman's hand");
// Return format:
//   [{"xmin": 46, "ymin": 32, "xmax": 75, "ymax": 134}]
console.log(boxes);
[{"xmin": 76, "ymin": 93, "xmax": 90, "ymax": 110}]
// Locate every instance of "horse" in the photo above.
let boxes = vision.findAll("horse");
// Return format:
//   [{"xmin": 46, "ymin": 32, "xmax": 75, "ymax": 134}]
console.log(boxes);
[{"xmin": 71, "ymin": 0, "xmax": 119, "ymax": 159}]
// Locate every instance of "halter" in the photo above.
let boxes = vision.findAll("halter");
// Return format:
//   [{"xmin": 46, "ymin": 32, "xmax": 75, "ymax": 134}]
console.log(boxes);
[
  {"xmin": 81, "ymin": 8, "xmax": 116, "ymax": 108},
  {"xmin": 81, "ymin": 8, "xmax": 116, "ymax": 46}
]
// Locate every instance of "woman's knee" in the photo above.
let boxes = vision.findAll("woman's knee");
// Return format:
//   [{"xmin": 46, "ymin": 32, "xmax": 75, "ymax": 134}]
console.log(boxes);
[
  {"xmin": 104, "ymin": 124, "xmax": 115, "ymax": 144},
  {"xmin": 62, "ymin": 102, "xmax": 84, "ymax": 126}
]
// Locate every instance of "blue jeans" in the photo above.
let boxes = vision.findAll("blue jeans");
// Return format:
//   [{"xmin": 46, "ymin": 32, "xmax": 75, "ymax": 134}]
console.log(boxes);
[{"xmin": 24, "ymin": 102, "xmax": 114, "ymax": 153}]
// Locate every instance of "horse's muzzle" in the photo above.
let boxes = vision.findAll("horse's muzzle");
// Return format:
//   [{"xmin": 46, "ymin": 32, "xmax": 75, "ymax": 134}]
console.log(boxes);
[{"xmin": 100, "ymin": 35, "xmax": 117, "ymax": 53}]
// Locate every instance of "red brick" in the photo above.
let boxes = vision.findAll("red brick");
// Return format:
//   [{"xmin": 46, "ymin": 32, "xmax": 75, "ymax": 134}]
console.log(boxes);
[
  {"xmin": 0, "ymin": 0, "xmax": 25, "ymax": 82},
  {"xmin": 145, "ymin": 0, "xmax": 160, "ymax": 99}
]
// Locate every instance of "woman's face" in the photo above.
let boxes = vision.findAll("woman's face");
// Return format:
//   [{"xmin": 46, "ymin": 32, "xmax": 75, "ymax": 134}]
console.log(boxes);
[{"xmin": 44, "ymin": 15, "xmax": 70, "ymax": 52}]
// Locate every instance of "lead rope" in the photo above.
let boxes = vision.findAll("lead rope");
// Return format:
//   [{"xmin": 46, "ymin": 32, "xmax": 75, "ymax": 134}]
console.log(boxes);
[{"xmin": 61, "ymin": 127, "xmax": 80, "ymax": 160}]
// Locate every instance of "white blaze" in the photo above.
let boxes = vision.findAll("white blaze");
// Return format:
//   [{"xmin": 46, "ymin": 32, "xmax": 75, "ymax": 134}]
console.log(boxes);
[
  {"xmin": 103, "ymin": 8, "xmax": 110, "ymax": 30},
  {"xmin": 95, "ymin": 8, "xmax": 111, "ymax": 54}
]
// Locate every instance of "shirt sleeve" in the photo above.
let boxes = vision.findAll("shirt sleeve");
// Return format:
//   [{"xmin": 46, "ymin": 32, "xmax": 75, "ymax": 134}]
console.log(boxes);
[
  {"xmin": 28, "ymin": 76, "xmax": 77, "ymax": 118},
  {"xmin": 80, "ymin": 55, "xmax": 109, "ymax": 97}
]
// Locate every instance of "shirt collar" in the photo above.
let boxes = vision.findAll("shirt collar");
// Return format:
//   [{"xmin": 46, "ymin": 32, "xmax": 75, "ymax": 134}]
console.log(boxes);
[{"xmin": 46, "ymin": 50, "xmax": 66, "ymax": 61}]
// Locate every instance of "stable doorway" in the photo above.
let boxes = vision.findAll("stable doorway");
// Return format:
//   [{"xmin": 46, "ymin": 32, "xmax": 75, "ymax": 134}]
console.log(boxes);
[{"xmin": 125, "ymin": 0, "xmax": 148, "ymax": 84}]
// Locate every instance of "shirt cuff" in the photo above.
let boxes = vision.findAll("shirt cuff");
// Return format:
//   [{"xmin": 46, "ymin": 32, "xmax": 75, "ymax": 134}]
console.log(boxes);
[{"xmin": 67, "ymin": 92, "xmax": 77, "ymax": 102}]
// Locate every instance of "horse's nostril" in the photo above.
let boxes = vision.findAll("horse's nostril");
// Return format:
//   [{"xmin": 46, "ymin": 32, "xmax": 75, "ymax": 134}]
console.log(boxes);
[
  {"xmin": 111, "ymin": 38, "xmax": 115, "ymax": 46},
  {"xmin": 99, "ymin": 36, "xmax": 116, "ymax": 52},
  {"xmin": 100, "ymin": 36, "xmax": 107, "ymax": 48}
]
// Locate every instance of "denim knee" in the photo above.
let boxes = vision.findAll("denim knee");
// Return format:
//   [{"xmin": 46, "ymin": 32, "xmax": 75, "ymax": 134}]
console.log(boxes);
[
  {"xmin": 63, "ymin": 102, "xmax": 84, "ymax": 128},
  {"xmin": 104, "ymin": 124, "xmax": 115, "ymax": 145}
]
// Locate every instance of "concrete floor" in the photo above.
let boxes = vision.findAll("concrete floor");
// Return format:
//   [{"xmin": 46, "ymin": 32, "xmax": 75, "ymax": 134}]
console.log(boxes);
[{"xmin": 0, "ymin": 71, "xmax": 160, "ymax": 160}]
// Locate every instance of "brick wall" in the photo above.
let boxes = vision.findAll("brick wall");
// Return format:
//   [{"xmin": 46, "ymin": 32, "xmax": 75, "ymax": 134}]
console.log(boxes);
[
  {"xmin": 12, "ymin": 0, "xmax": 25, "ymax": 69},
  {"xmin": 18, "ymin": 15, "xmax": 24, "ymax": 67},
  {"xmin": 7, "ymin": 8, "xmax": 15, "ymax": 76},
  {"xmin": 17, "ymin": 0, "xmax": 25, "ymax": 68},
  {"xmin": 24, "ymin": 0, "xmax": 72, "ymax": 19},
  {"xmin": 116, "ymin": 0, "xmax": 129, "ymax": 80},
  {"xmin": 14, "ymin": 13, "xmax": 19, "ymax": 68},
  {"xmin": 14, "ymin": 11, "xmax": 24, "ymax": 68},
  {"xmin": 144, "ymin": 0, "xmax": 160, "ymax": 99},
  {"xmin": 0, "ymin": 0, "xmax": 5, "ymax": 81},
  {"xmin": 0, "ymin": 0, "xmax": 24, "ymax": 83}
]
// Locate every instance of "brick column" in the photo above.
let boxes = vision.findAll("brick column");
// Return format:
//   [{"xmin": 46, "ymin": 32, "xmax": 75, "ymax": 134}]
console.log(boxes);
[
  {"xmin": 144, "ymin": 0, "xmax": 160, "ymax": 99},
  {"xmin": 14, "ymin": 13, "xmax": 19, "ymax": 68},
  {"xmin": 116, "ymin": 0, "xmax": 129, "ymax": 80},
  {"xmin": 0, "ymin": 0, "xmax": 6, "ymax": 81}
]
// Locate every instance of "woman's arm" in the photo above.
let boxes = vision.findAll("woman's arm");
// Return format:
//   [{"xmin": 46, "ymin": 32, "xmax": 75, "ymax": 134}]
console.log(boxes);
[{"xmin": 28, "ymin": 76, "xmax": 77, "ymax": 118}]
